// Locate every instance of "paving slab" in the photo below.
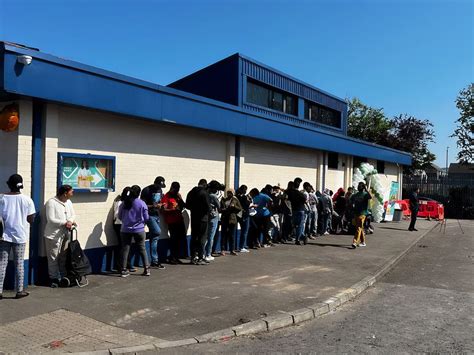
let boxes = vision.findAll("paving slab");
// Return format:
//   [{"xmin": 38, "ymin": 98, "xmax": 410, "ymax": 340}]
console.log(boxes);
[{"xmin": 0, "ymin": 219, "xmax": 436, "ymax": 352}]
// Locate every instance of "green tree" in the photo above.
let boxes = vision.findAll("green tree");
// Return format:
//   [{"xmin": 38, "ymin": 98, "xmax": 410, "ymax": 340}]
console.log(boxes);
[
  {"xmin": 347, "ymin": 98, "xmax": 393, "ymax": 146},
  {"xmin": 347, "ymin": 97, "xmax": 436, "ymax": 173},
  {"xmin": 451, "ymin": 83, "xmax": 474, "ymax": 164},
  {"xmin": 389, "ymin": 114, "xmax": 436, "ymax": 173}
]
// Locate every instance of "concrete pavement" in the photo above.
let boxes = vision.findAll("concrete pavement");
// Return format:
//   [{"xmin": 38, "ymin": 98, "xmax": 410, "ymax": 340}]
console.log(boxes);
[
  {"xmin": 0, "ymin": 219, "xmax": 438, "ymax": 353},
  {"xmin": 176, "ymin": 219, "xmax": 473, "ymax": 353}
]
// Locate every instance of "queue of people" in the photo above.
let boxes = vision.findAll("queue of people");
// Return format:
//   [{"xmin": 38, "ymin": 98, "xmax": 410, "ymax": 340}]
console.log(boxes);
[{"xmin": 0, "ymin": 173, "xmax": 376, "ymax": 297}]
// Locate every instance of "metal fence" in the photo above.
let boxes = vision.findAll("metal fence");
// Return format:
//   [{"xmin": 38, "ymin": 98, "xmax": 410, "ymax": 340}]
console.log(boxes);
[{"xmin": 403, "ymin": 176, "xmax": 474, "ymax": 219}]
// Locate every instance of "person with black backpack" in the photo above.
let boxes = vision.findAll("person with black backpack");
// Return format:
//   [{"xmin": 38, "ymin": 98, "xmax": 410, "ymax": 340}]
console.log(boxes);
[
  {"xmin": 119, "ymin": 185, "xmax": 151, "ymax": 277},
  {"xmin": 44, "ymin": 184, "xmax": 76, "ymax": 288}
]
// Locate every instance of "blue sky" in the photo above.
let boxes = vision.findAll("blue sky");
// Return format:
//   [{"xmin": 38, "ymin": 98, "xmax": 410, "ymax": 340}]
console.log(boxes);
[{"xmin": 1, "ymin": 0, "xmax": 472, "ymax": 167}]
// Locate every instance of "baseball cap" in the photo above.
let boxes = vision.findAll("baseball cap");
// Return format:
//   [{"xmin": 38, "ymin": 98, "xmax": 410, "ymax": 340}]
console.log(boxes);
[
  {"xmin": 154, "ymin": 176, "xmax": 166, "ymax": 188},
  {"xmin": 7, "ymin": 174, "xmax": 24, "ymax": 189}
]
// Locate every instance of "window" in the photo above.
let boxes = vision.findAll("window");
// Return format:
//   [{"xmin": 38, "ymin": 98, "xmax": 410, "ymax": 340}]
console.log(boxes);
[
  {"xmin": 353, "ymin": 156, "xmax": 367, "ymax": 169},
  {"xmin": 328, "ymin": 152, "xmax": 339, "ymax": 169},
  {"xmin": 304, "ymin": 101, "xmax": 342, "ymax": 128},
  {"xmin": 377, "ymin": 160, "xmax": 385, "ymax": 174},
  {"xmin": 246, "ymin": 79, "xmax": 297, "ymax": 116}
]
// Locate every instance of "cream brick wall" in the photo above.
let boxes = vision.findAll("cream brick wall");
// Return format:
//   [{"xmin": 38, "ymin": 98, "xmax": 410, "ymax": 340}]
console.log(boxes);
[
  {"xmin": 378, "ymin": 162, "xmax": 400, "ymax": 200},
  {"xmin": 239, "ymin": 138, "xmax": 318, "ymax": 189},
  {"xmin": 0, "ymin": 100, "xmax": 34, "ymax": 259},
  {"xmin": 42, "ymin": 105, "xmax": 228, "ymax": 249}
]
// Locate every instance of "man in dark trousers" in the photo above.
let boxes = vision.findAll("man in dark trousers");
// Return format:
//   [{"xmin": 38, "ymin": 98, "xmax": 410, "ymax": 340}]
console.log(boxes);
[
  {"xmin": 286, "ymin": 178, "xmax": 308, "ymax": 245},
  {"xmin": 408, "ymin": 187, "xmax": 420, "ymax": 231},
  {"xmin": 186, "ymin": 179, "xmax": 211, "ymax": 265}
]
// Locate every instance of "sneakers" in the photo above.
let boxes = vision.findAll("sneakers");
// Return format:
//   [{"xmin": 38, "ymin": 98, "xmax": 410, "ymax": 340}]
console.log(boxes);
[
  {"xmin": 128, "ymin": 267, "xmax": 137, "ymax": 272},
  {"xmin": 351, "ymin": 243, "xmax": 357, "ymax": 249},
  {"xmin": 324, "ymin": 231, "xmax": 330, "ymax": 235},
  {"xmin": 359, "ymin": 242, "xmax": 367, "ymax": 247},
  {"xmin": 142, "ymin": 267, "xmax": 151, "ymax": 276},
  {"xmin": 205, "ymin": 256, "xmax": 215, "ymax": 261},
  {"xmin": 190, "ymin": 258, "xmax": 199, "ymax": 265},
  {"xmin": 15, "ymin": 291, "xmax": 29, "ymax": 299},
  {"xmin": 50, "ymin": 279, "xmax": 60, "ymax": 288},
  {"xmin": 121, "ymin": 270, "xmax": 130, "ymax": 278},
  {"xmin": 230, "ymin": 251, "xmax": 238, "ymax": 256},
  {"xmin": 198, "ymin": 258, "xmax": 209, "ymax": 265},
  {"xmin": 151, "ymin": 262, "xmax": 166, "ymax": 270},
  {"xmin": 240, "ymin": 248, "xmax": 250, "ymax": 253}
]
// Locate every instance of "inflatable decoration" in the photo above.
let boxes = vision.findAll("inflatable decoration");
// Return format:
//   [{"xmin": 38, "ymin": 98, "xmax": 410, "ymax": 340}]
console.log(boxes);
[
  {"xmin": 0, "ymin": 104, "xmax": 20, "ymax": 132},
  {"xmin": 352, "ymin": 162, "xmax": 386, "ymax": 222}
]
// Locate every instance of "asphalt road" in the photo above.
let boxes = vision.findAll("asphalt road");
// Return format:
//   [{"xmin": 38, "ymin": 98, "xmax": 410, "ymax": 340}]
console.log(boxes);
[{"xmin": 174, "ymin": 219, "xmax": 474, "ymax": 353}]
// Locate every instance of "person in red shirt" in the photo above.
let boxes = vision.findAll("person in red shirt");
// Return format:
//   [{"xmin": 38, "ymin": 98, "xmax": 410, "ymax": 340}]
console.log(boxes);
[{"xmin": 161, "ymin": 182, "xmax": 186, "ymax": 264}]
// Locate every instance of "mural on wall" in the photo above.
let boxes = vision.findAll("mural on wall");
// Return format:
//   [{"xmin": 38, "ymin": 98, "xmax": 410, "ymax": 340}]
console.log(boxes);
[
  {"xmin": 384, "ymin": 181, "xmax": 400, "ymax": 221},
  {"xmin": 352, "ymin": 162, "xmax": 386, "ymax": 222},
  {"xmin": 59, "ymin": 154, "xmax": 115, "ymax": 191}
]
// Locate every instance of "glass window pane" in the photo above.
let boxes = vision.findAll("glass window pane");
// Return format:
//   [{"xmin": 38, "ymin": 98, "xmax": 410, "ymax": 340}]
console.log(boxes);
[
  {"xmin": 272, "ymin": 91, "xmax": 283, "ymax": 112},
  {"xmin": 285, "ymin": 95, "xmax": 297, "ymax": 115},
  {"xmin": 247, "ymin": 81, "xmax": 270, "ymax": 107}
]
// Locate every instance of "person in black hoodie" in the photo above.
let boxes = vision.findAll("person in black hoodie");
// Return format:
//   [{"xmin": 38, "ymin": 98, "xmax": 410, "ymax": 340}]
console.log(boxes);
[{"xmin": 186, "ymin": 179, "xmax": 211, "ymax": 265}]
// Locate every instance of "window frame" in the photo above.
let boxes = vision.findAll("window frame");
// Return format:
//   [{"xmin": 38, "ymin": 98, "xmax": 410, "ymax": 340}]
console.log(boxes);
[
  {"xmin": 304, "ymin": 100, "xmax": 342, "ymax": 129},
  {"xmin": 246, "ymin": 79, "xmax": 298, "ymax": 116}
]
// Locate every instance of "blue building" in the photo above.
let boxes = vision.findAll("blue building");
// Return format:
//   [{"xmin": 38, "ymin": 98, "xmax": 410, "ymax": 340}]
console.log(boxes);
[{"xmin": 0, "ymin": 42, "xmax": 410, "ymax": 286}]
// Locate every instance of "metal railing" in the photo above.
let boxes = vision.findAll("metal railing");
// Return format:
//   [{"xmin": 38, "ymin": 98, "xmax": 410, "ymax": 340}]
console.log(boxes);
[{"xmin": 403, "ymin": 175, "xmax": 474, "ymax": 219}]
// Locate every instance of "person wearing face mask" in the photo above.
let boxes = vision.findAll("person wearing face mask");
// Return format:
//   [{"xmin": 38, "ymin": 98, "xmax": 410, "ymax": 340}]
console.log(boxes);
[{"xmin": 44, "ymin": 184, "xmax": 76, "ymax": 287}]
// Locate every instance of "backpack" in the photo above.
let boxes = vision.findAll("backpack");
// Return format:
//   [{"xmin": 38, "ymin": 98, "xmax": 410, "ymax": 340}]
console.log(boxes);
[{"xmin": 61, "ymin": 228, "xmax": 91, "ymax": 287}]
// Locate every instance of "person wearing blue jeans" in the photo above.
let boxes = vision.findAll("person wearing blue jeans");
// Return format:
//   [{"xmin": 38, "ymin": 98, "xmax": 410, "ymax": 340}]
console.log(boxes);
[
  {"xmin": 293, "ymin": 210, "xmax": 307, "ymax": 243},
  {"xmin": 236, "ymin": 185, "xmax": 251, "ymax": 252},
  {"xmin": 205, "ymin": 215, "xmax": 219, "ymax": 259},
  {"xmin": 140, "ymin": 176, "xmax": 166, "ymax": 269},
  {"xmin": 286, "ymin": 178, "xmax": 308, "ymax": 245},
  {"xmin": 238, "ymin": 216, "xmax": 250, "ymax": 251}
]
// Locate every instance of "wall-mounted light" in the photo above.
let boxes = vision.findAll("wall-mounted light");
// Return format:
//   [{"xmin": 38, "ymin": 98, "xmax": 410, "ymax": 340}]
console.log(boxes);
[{"xmin": 17, "ymin": 55, "xmax": 33, "ymax": 65}]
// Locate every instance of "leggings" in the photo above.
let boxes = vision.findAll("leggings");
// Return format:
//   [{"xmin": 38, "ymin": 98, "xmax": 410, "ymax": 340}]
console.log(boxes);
[
  {"xmin": 0, "ymin": 241, "xmax": 26, "ymax": 294},
  {"xmin": 121, "ymin": 232, "xmax": 149, "ymax": 270}
]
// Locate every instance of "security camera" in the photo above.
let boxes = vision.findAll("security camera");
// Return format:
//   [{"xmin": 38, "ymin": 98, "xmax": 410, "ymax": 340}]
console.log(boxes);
[{"xmin": 17, "ymin": 55, "xmax": 33, "ymax": 65}]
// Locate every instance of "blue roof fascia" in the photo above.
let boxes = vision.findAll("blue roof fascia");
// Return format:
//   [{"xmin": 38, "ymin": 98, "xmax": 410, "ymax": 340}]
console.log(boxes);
[
  {"xmin": 237, "ymin": 53, "xmax": 347, "ymax": 106},
  {"xmin": 3, "ymin": 43, "xmax": 164, "ymax": 92},
  {"xmin": 1, "ymin": 43, "xmax": 411, "ymax": 165}
]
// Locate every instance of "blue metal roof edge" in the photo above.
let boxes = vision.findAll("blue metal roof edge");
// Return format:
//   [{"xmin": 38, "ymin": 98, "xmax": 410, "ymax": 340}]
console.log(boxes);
[
  {"xmin": 3, "ymin": 42, "xmax": 164, "ymax": 92},
  {"xmin": 1, "ymin": 42, "xmax": 410, "ymax": 164},
  {"xmin": 237, "ymin": 53, "xmax": 347, "ymax": 105}
]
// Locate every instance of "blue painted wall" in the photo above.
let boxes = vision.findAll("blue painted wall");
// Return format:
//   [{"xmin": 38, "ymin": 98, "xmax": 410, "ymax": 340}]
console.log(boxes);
[
  {"xmin": 1, "ymin": 43, "xmax": 411, "ymax": 165},
  {"xmin": 168, "ymin": 54, "xmax": 240, "ymax": 106}
]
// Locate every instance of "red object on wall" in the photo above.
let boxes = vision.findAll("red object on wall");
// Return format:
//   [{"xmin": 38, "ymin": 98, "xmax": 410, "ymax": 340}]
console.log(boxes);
[{"xmin": 0, "ymin": 104, "xmax": 20, "ymax": 132}]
